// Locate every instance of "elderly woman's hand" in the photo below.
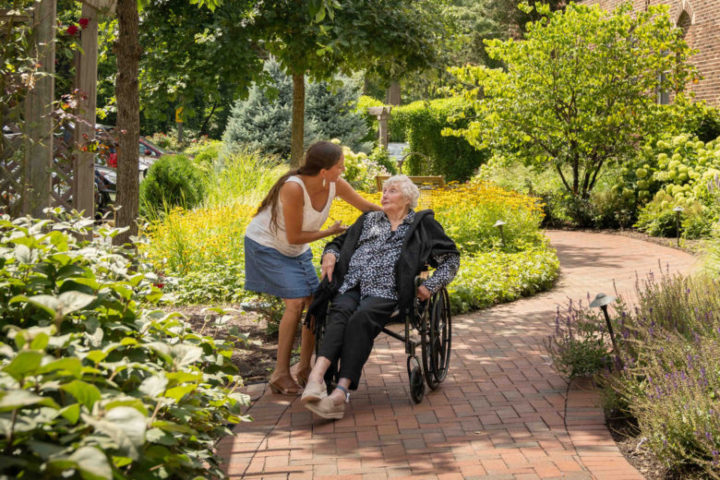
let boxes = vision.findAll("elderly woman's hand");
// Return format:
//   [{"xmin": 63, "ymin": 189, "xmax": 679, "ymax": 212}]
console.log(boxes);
[
  {"xmin": 417, "ymin": 284, "xmax": 431, "ymax": 301},
  {"xmin": 321, "ymin": 253, "xmax": 337, "ymax": 281}
]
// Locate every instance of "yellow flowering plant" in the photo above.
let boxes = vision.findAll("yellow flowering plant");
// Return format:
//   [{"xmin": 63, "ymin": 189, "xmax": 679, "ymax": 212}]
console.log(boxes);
[{"xmin": 141, "ymin": 163, "xmax": 559, "ymax": 312}]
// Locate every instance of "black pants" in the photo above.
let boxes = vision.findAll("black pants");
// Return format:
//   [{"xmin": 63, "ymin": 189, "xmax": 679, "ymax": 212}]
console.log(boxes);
[{"xmin": 318, "ymin": 289, "xmax": 397, "ymax": 390}]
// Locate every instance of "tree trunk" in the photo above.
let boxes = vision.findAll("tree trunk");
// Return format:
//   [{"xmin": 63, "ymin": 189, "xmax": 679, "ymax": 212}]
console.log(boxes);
[
  {"xmin": 290, "ymin": 72, "xmax": 305, "ymax": 167},
  {"xmin": 385, "ymin": 80, "xmax": 401, "ymax": 106},
  {"xmin": 114, "ymin": 0, "xmax": 141, "ymax": 245}
]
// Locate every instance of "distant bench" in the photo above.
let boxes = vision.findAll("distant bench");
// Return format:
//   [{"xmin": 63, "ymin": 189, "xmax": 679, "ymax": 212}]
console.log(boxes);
[{"xmin": 375, "ymin": 175, "xmax": 445, "ymax": 191}]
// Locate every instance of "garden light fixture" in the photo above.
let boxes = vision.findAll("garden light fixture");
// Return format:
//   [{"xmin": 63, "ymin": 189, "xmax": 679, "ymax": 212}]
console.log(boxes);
[
  {"xmin": 673, "ymin": 206, "xmax": 684, "ymax": 246},
  {"xmin": 493, "ymin": 220, "xmax": 507, "ymax": 248},
  {"xmin": 589, "ymin": 292, "xmax": 622, "ymax": 366}
]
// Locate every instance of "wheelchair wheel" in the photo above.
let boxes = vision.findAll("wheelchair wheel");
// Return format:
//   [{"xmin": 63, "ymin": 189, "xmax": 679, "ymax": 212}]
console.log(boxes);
[
  {"xmin": 410, "ymin": 366, "xmax": 424, "ymax": 404},
  {"xmin": 421, "ymin": 287, "xmax": 452, "ymax": 390}
]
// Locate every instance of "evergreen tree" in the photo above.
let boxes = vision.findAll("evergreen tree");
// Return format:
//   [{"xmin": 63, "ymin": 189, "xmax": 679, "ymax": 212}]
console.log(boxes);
[
  {"xmin": 222, "ymin": 60, "xmax": 320, "ymax": 158},
  {"xmin": 306, "ymin": 76, "xmax": 371, "ymax": 153},
  {"xmin": 224, "ymin": 61, "xmax": 370, "ymax": 158}
]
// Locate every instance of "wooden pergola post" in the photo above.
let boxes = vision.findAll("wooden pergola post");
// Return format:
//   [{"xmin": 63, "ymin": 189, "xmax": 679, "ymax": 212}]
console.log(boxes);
[
  {"xmin": 73, "ymin": 1, "xmax": 101, "ymax": 218},
  {"xmin": 23, "ymin": 0, "xmax": 57, "ymax": 218}
]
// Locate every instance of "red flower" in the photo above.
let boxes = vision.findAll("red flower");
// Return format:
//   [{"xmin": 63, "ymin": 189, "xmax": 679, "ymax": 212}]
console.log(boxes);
[
  {"xmin": 79, "ymin": 17, "xmax": 90, "ymax": 29},
  {"xmin": 66, "ymin": 24, "xmax": 79, "ymax": 36}
]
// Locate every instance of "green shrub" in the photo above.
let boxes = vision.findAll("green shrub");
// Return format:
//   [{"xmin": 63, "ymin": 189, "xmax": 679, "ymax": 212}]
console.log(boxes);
[
  {"xmin": 691, "ymin": 104, "xmax": 720, "ymax": 143},
  {"xmin": 340, "ymin": 143, "xmax": 393, "ymax": 192},
  {"xmin": 475, "ymin": 157, "xmax": 572, "ymax": 227},
  {"xmin": 202, "ymin": 148, "xmax": 285, "ymax": 207},
  {"xmin": 147, "ymin": 132, "xmax": 183, "ymax": 152},
  {"xmin": 545, "ymin": 298, "xmax": 613, "ymax": 379},
  {"xmin": 633, "ymin": 133, "xmax": 720, "ymax": 238},
  {"xmin": 448, "ymin": 246, "xmax": 560, "ymax": 313},
  {"xmin": 369, "ymin": 145, "xmax": 398, "ymax": 176},
  {"xmin": 140, "ymin": 154, "xmax": 206, "ymax": 215},
  {"xmin": 186, "ymin": 139, "xmax": 223, "ymax": 167},
  {"xmin": 0, "ymin": 210, "xmax": 248, "ymax": 480},
  {"xmin": 388, "ymin": 98, "xmax": 488, "ymax": 182}
]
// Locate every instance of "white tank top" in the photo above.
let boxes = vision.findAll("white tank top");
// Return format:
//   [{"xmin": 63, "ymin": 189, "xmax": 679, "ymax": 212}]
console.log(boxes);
[{"xmin": 245, "ymin": 176, "xmax": 336, "ymax": 257}]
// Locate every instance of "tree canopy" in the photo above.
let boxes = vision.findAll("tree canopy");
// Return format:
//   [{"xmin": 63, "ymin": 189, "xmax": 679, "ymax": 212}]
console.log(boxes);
[
  {"xmin": 254, "ymin": 0, "xmax": 444, "ymax": 164},
  {"xmin": 448, "ymin": 2, "xmax": 700, "ymax": 200}
]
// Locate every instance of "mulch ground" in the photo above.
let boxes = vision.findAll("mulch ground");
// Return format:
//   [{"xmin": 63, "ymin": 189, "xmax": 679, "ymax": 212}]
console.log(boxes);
[{"xmin": 166, "ymin": 305, "xmax": 289, "ymax": 385}]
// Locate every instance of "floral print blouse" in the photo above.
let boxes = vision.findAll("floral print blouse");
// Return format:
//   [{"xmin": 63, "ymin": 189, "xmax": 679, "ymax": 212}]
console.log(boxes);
[{"xmin": 327, "ymin": 210, "xmax": 460, "ymax": 301}]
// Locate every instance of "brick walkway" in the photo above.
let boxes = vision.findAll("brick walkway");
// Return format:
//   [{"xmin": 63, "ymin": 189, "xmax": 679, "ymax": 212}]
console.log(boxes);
[{"xmin": 218, "ymin": 231, "xmax": 698, "ymax": 479}]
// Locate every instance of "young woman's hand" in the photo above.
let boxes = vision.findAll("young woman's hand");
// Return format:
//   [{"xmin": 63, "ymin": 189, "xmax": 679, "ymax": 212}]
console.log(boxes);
[
  {"xmin": 326, "ymin": 221, "xmax": 348, "ymax": 236},
  {"xmin": 321, "ymin": 253, "xmax": 337, "ymax": 281},
  {"xmin": 416, "ymin": 284, "xmax": 431, "ymax": 301}
]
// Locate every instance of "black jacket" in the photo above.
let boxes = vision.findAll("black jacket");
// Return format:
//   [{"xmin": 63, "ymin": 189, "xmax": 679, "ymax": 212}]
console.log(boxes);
[{"xmin": 305, "ymin": 210, "xmax": 459, "ymax": 331}]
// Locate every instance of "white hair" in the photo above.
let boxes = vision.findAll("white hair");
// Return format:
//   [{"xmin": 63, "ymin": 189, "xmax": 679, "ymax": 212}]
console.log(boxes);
[{"xmin": 383, "ymin": 174, "xmax": 420, "ymax": 209}]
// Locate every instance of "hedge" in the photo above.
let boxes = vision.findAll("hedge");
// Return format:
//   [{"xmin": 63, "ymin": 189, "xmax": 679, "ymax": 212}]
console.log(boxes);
[{"xmin": 388, "ymin": 98, "xmax": 488, "ymax": 182}]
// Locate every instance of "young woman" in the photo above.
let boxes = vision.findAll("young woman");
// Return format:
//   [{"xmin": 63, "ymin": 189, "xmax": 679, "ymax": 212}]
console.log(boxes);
[{"xmin": 244, "ymin": 141, "xmax": 381, "ymax": 395}]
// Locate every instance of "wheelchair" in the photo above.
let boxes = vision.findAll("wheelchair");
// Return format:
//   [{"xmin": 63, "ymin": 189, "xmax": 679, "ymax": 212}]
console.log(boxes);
[{"xmin": 315, "ymin": 275, "xmax": 452, "ymax": 404}]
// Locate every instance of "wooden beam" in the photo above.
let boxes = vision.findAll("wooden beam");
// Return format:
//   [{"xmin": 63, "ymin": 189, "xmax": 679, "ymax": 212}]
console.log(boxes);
[
  {"xmin": 0, "ymin": 9, "xmax": 31, "ymax": 23},
  {"xmin": 23, "ymin": 0, "xmax": 56, "ymax": 218},
  {"xmin": 77, "ymin": 0, "xmax": 116, "ymax": 16},
  {"xmin": 73, "ymin": 2, "xmax": 99, "ymax": 220}
]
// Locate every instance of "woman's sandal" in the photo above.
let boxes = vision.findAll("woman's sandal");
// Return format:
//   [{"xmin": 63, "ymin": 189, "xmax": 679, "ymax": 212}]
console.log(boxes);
[
  {"xmin": 301, "ymin": 378, "xmax": 327, "ymax": 404},
  {"xmin": 268, "ymin": 376, "xmax": 301, "ymax": 396},
  {"xmin": 304, "ymin": 385, "xmax": 348, "ymax": 420}
]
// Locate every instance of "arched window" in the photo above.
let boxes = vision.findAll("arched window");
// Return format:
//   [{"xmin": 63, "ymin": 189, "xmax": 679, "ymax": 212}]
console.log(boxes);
[
  {"xmin": 677, "ymin": 11, "xmax": 692, "ymax": 37},
  {"xmin": 658, "ymin": 7, "xmax": 694, "ymax": 105}
]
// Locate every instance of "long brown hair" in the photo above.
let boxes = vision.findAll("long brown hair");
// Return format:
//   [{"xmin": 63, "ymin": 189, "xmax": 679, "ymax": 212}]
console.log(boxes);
[{"xmin": 255, "ymin": 141, "xmax": 343, "ymax": 233}]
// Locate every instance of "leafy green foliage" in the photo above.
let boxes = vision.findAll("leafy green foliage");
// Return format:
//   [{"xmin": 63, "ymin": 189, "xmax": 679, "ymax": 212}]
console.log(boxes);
[
  {"xmin": 447, "ymin": 3, "xmax": 700, "ymax": 206},
  {"xmin": 140, "ymin": 155, "xmax": 207, "ymax": 215},
  {"xmin": 635, "ymin": 134, "xmax": 720, "ymax": 238},
  {"xmin": 448, "ymin": 246, "xmax": 559, "ymax": 313},
  {"xmin": 0, "ymin": 210, "xmax": 249, "ymax": 479},
  {"xmin": 368, "ymin": 146, "xmax": 398, "ymax": 176},
  {"xmin": 256, "ymin": 0, "xmax": 443, "ymax": 84},
  {"xmin": 389, "ymin": 98, "xmax": 488, "ymax": 182},
  {"xmin": 138, "ymin": 0, "xmax": 264, "ymax": 137}
]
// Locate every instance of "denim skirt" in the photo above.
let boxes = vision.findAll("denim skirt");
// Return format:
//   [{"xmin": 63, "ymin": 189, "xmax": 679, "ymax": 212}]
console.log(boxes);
[{"xmin": 244, "ymin": 236, "xmax": 319, "ymax": 299}]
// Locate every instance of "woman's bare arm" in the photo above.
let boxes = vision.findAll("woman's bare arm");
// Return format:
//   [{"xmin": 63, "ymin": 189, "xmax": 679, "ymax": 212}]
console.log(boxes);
[
  {"xmin": 281, "ymin": 182, "xmax": 346, "ymax": 245},
  {"xmin": 336, "ymin": 178, "xmax": 382, "ymax": 212}
]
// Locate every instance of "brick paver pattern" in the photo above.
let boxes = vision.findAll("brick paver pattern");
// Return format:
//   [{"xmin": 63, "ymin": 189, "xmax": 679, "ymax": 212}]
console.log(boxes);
[{"xmin": 217, "ymin": 231, "xmax": 698, "ymax": 479}]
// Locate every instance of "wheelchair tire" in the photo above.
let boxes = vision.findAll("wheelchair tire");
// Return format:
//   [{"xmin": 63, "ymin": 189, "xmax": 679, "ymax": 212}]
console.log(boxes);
[
  {"xmin": 421, "ymin": 287, "xmax": 452, "ymax": 390},
  {"xmin": 410, "ymin": 366, "xmax": 424, "ymax": 404}
]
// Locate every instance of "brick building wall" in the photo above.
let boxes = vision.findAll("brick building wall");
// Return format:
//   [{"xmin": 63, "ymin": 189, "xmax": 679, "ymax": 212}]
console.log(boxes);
[{"xmin": 583, "ymin": 0, "xmax": 720, "ymax": 106}]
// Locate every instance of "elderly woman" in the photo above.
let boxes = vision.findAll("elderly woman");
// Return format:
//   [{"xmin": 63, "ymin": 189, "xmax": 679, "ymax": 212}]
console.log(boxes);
[{"xmin": 301, "ymin": 175, "xmax": 460, "ymax": 419}]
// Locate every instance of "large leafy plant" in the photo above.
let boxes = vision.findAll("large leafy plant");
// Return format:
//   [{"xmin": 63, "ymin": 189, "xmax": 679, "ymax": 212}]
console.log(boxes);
[
  {"xmin": 446, "ymin": 2, "xmax": 699, "ymax": 207},
  {"xmin": 0, "ymin": 210, "xmax": 249, "ymax": 479}
]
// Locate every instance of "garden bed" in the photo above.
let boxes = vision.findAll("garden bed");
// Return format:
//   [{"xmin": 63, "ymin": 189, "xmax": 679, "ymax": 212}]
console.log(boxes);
[
  {"xmin": 165, "ymin": 305, "xmax": 283, "ymax": 385},
  {"xmin": 608, "ymin": 416, "xmax": 707, "ymax": 479}
]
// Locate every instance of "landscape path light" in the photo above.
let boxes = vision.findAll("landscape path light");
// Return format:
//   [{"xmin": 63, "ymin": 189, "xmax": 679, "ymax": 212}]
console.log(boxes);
[
  {"xmin": 673, "ymin": 206, "xmax": 684, "ymax": 246},
  {"xmin": 589, "ymin": 292, "xmax": 623, "ymax": 368},
  {"xmin": 493, "ymin": 220, "xmax": 507, "ymax": 248}
]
